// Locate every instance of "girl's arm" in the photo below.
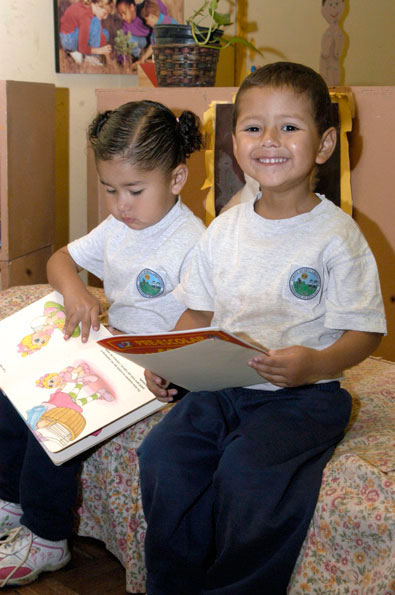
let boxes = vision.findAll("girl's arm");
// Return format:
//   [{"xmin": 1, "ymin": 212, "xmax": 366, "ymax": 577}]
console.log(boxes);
[
  {"xmin": 47, "ymin": 246, "xmax": 102, "ymax": 342},
  {"xmin": 248, "ymin": 330, "xmax": 382, "ymax": 388},
  {"xmin": 144, "ymin": 308, "xmax": 214, "ymax": 401}
]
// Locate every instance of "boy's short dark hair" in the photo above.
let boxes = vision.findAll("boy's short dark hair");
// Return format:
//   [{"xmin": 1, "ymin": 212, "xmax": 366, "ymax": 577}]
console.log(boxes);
[{"xmin": 233, "ymin": 62, "xmax": 333, "ymax": 135}]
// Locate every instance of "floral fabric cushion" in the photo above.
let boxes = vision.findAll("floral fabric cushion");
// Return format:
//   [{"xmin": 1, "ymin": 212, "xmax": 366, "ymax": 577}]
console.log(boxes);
[{"xmin": 0, "ymin": 285, "xmax": 394, "ymax": 594}]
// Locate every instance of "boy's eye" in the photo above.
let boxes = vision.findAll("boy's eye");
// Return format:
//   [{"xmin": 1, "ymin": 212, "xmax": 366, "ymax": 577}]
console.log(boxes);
[
  {"xmin": 282, "ymin": 124, "xmax": 298, "ymax": 132},
  {"xmin": 245, "ymin": 126, "xmax": 260, "ymax": 133}
]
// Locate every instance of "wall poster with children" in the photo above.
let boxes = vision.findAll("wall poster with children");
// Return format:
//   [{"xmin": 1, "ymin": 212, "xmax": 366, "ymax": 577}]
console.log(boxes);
[{"xmin": 54, "ymin": 0, "xmax": 183, "ymax": 74}]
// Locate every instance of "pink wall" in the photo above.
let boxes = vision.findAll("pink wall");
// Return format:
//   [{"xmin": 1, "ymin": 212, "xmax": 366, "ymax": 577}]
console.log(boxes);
[{"xmin": 348, "ymin": 87, "xmax": 394, "ymax": 360}]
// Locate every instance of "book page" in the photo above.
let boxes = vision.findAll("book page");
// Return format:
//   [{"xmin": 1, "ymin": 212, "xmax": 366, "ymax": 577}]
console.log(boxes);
[{"xmin": 0, "ymin": 291, "xmax": 157, "ymax": 455}]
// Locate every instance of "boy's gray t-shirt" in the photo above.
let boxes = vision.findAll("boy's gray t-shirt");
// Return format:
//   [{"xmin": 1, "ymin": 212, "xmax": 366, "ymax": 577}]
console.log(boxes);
[
  {"xmin": 68, "ymin": 199, "xmax": 205, "ymax": 334},
  {"xmin": 174, "ymin": 195, "xmax": 386, "ymax": 386}
]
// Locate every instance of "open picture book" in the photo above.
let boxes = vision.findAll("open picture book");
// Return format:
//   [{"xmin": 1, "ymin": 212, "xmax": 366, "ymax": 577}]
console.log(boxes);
[
  {"xmin": 98, "ymin": 328, "xmax": 268, "ymax": 392},
  {"xmin": 0, "ymin": 291, "xmax": 163, "ymax": 465},
  {"xmin": 0, "ymin": 291, "xmax": 268, "ymax": 465}
]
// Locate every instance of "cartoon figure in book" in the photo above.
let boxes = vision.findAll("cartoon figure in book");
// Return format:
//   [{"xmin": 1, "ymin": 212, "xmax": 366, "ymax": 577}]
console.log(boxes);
[
  {"xmin": 26, "ymin": 361, "xmax": 115, "ymax": 448},
  {"xmin": 17, "ymin": 301, "xmax": 81, "ymax": 357},
  {"xmin": 28, "ymin": 407, "xmax": 86, "ymax": 449}
]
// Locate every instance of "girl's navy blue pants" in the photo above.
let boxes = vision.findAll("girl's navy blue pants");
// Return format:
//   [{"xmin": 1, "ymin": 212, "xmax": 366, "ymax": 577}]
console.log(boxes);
[
  {"xmin": 138, "ymin": 382, "xmax": 352, "ymax": 595},
  {"xmin": 0, "ymin": 390, "xmax": 81, "ymax": 540}
]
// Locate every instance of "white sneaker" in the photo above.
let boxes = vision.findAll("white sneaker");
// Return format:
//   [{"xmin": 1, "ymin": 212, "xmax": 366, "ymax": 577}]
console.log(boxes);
[
  {"xmin": 69, "ymin": 50, "xmax": 83, "ymax": 65},
  {"xmin": 84, "ymin": 55, "xmax": 103, "ymax": 66},
  {"xmin": 0, "ymin": 526, "xmax": 70, "ymax": 587},
  {"xmin": 0, "ymin": 500, "xmax": 22, "ymax": 536}
]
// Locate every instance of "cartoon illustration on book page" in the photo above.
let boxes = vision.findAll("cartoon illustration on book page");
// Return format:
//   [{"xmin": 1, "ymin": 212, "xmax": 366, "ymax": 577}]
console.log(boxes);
[
  {"xmin": 17, "ymin": 300, "xmax": 80, "ymax": 357},
  {"xmin": 26, "ymin": 361, "xmax": 115, "ymax": 449}
]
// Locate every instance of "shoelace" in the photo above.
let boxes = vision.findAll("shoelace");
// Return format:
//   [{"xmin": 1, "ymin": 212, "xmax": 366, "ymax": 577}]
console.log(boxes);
[{"xmin": 0, "ymin": 526, "xmax": 32, "ymax": 588}]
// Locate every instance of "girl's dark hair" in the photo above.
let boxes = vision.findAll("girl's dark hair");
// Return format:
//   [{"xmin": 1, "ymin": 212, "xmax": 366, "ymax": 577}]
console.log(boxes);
[
  {"xmin": 88, "ymin": 100, "xmax": 203, "ymax": 173},
  {"xmin": 233, "ymin": 61, "xmax": 333, "ymax": 135}
]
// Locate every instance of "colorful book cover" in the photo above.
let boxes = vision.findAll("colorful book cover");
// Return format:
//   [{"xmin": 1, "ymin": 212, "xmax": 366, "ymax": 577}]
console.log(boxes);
[{"xmin": 98, "ymin": 328, "xmax": 268, "ymax": 392}]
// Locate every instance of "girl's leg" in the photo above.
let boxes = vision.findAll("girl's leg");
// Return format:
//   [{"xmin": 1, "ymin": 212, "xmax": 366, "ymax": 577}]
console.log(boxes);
[
  {"xmin": 20, "ymin": 431, "xmax": 82, "ymax": 541},
  {"xmin": 0, "ymin": 389, "xmax": 81, "ymax": 541},
  {"xmin": 0, "ymin": 390, "xmax": 27, "ymax": 504}
]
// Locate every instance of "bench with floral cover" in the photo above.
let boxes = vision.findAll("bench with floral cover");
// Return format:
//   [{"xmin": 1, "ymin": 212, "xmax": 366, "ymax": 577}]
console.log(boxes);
[{"xmin": 0, "ymin": 284, "xmax": 393, "ymax": 595}]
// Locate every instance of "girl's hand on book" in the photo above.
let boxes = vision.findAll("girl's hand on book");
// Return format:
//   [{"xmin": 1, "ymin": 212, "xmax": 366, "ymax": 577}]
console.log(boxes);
[
  {"xmin": 63, "ymin": 292, "xmax": 102, "ymax": 343},
  {"xmin": 144, "ymin": 369, "xmax": 180, "ymax": 403}
]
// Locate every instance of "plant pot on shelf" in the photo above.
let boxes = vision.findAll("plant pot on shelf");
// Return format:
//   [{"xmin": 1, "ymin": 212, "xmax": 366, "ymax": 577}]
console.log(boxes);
[{"xmin": 152, "ymin": 24, "xmax": 223, "ymax": 87}]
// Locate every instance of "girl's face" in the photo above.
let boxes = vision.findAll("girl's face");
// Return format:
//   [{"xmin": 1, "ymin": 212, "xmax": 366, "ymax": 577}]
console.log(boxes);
[
  {"xmin": 117, "ymin": 2, "xmax": 136, "ymax": 22},
  {"xmin": 232, "ymin": 85, "xmax": 334, "ymax": 197},
  {"xmin": 97, "ymin": 157, "xmax": 187, "ymax": 230}
]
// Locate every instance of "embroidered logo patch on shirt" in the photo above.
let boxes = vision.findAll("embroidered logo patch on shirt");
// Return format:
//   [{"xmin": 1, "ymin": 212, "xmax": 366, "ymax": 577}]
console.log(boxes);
[
  {"xmin": 137, "ymin": 269, "xmax": 165, "ymax": 298},
  {"xmin": 289, "ymin": 267, "xmax": 321, "ymax": 300}
]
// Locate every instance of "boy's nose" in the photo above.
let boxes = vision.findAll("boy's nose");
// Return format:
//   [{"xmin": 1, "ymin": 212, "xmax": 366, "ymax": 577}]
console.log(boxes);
[{"xmin": 261, "ymin": 128, "xmax": 279, "ymax": 147}]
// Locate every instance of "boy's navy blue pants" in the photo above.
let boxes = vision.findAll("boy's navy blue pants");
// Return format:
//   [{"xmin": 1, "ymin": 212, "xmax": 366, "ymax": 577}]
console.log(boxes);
[
  {"xmin": 0, "ymin": 390, "xmax": 81, "ymax": 540},
  {"xmin": 138, "ymin": 382, "xmax": 352, "ymax": 595}
]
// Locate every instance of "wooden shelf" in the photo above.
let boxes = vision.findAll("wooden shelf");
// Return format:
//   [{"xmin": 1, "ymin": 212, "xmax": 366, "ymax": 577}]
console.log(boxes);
[{"xmin": 0, "ymin": 80, "xmax": 56, "ymax": 289}]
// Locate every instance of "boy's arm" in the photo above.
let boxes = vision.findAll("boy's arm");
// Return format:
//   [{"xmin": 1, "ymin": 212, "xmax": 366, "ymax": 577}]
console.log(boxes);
[
  {"xmin": 47, "ymin": 246, "xmax": 102, "ymax": 342},
  {"xmin": 248, "ymin": 330, "xmax": 382, "ymax": 388},
  {"xmin": 144, "ymin": 308, "xmax": 214, "ymax": 402}
]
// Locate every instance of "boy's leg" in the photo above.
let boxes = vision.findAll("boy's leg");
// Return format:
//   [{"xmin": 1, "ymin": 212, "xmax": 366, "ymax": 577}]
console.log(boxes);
[
  {"xmin": 204, "ymin": 383, "xmax": 351, "ymax": 594},
  {"xmin": 139, "ymin": 383, "xmax": 351, "ymax": 595},
  {"xmin": 138, "ymin": 390, "xmax": 239, "ymax": 595}
]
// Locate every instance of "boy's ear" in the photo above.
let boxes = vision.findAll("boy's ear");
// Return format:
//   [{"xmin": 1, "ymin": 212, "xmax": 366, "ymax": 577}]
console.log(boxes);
[
  {"xmin": 171, "ymin": 164, "xmax": 188, "ymax": 194},
  {"xmin": 232, "ymin": 133, "xmax": 239, "ymax": 160},
  {"xmin": 315, "ymin": 127, "xmax": 337, "ymax": 165}
]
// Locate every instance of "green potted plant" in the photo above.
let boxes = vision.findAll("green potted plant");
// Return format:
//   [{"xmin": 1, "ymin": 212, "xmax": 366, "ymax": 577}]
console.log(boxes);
[{"xmin": 152, "ymin": 0, "xmax": 260, "ymax": 87}]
